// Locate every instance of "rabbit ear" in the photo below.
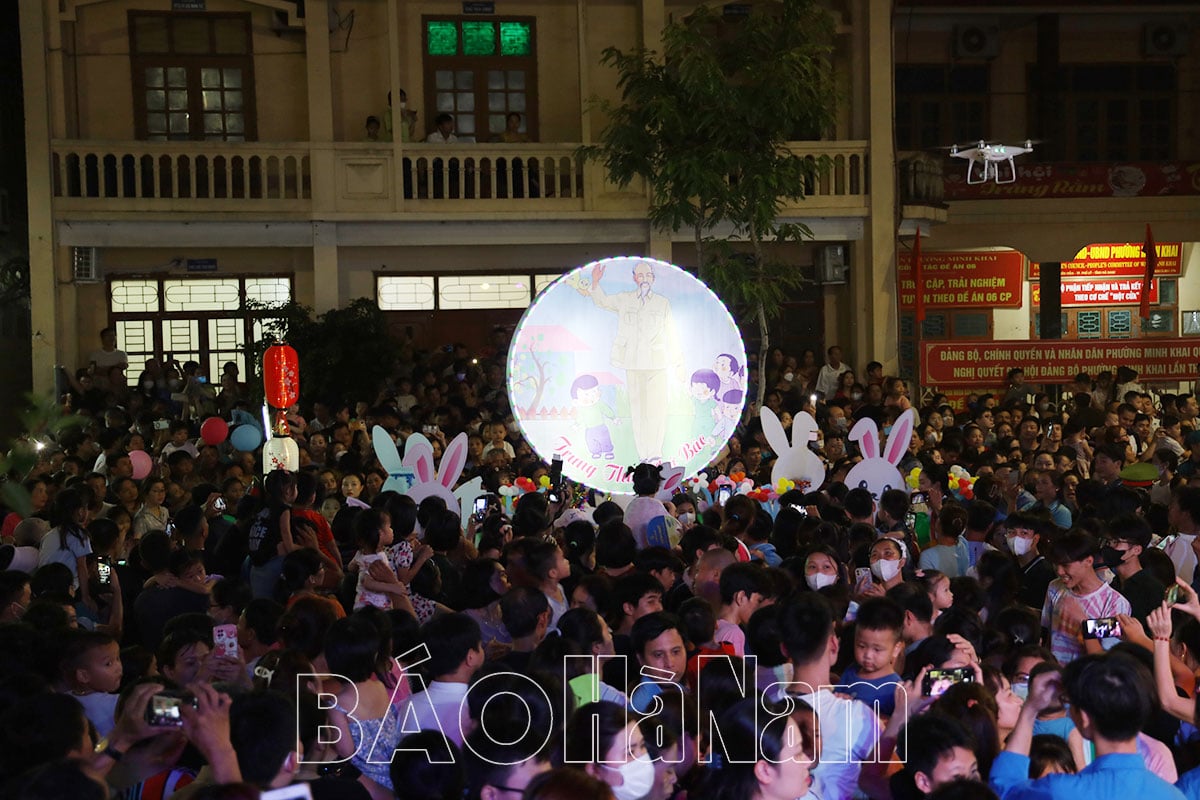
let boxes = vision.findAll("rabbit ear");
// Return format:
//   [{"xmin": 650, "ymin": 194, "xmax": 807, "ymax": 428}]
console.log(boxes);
[
  {"xmin": 660, "ymin": 465, "xmax": 685, "ymax": 494},
  {"xmin": 884, "ymin": 409, "xmax": 917, "ymax": 465},
  {"xmin": 438, "ymin": 434, "xmax": 469, "ymax": 489},
  {"xmin": 372, "ymin": 426, "xmax": 403, "ymax": 471},
  {"xmin": 791, "ymin": 412, "xmax": 818, "ymax": 450},
  {"xmin": 402, "ymin": 434, "xmax": 436, "ymax": 484},
  {"xmin": 849, "ymin": 418, "xmax": 880, "ymax": 460},
  {"xmin": 760, "ymin": 408, "xmax": 791, "ymax": 453}
]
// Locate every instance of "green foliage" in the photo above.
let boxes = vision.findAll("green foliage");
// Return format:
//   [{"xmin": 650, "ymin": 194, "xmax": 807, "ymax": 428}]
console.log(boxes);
[
  {"xmin": 246, "ymin": 298, "xmax": 400, "ymax": 407},
  {"xmin": 0, "ymin": 392, "xmax": 87, "ymax": 517},
  {"xmin": 581, "ymin": 0, "xmax": 839, "ymax": 405}
]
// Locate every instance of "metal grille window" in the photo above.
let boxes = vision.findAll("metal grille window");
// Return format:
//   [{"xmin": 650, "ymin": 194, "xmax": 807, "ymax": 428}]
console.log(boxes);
[
  {"xmin": 130, "ymin": 12, "xmax": 256, "ymax": 141},
  {"xmin": 378, "ymin": 273, "xmax": 561, "ymax": 310},
  {"xmin": 109, "ymin": 275, "xmax": 291, "ymax": 378},
  {"xmin": 423, "ymin": 16, "xmax": 537, "ymax": 142}
]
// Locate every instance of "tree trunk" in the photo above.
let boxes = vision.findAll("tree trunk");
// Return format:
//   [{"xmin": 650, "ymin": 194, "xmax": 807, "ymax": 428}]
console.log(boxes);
[{"xmin": 757, "ymin": 299, "xmax": 768, "ymax": 412}]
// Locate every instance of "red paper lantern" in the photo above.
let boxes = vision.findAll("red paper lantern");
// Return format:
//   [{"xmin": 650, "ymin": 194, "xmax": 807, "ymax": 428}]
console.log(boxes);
[{"xmin": 263, "ymin": 343, "xmax": 299, "ymax": 409}]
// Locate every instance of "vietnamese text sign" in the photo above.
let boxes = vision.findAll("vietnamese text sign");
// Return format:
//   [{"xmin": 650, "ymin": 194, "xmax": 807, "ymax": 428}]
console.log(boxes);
[
  {"xmin": 1032, "ymin": 278, "xmax": 1159, "ymax": 307},
  {"xmin": 1030, "ymin": 242, "xmax": 1182, "ymax": 279},
  {"xmin": 945, "ymin": 161, "xmax": 1200, "ymax": 201},
  {"xmin": 898, "ymin": 250, "xmax": 1024, "ymax": 310},
  {"xmin": 922, "ymin": 339, "xmax": 1200, "ymax": 386}
]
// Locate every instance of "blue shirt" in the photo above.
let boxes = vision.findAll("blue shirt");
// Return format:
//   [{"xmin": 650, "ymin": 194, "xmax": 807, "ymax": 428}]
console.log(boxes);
[
  {"xmin": 1178, "ymin": 765, "xmax": 1200, "ymax": 799},
  {"xmin": 991, "ymin": 751, "xmax": 1186, "ymax": 800},
  {"xmin": 838, "ymin": 665, "xmax": 899, "ymax": 717}
]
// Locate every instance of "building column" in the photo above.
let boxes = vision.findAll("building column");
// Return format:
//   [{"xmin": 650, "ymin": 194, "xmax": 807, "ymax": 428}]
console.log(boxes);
[
  {"xmin": 305, "ymin": 0, "xmax": 339, "ymax": 312},
  {"xmin": 312, "ymin": 223, "xmax": 339, "ymax": 313},
  {"xmin": 852, "ymin": 0, "xmax": 898, "ymax": 373},
  {"xmin": 21, "ymin": 0, "xmax": 58, "ymax": 395}
]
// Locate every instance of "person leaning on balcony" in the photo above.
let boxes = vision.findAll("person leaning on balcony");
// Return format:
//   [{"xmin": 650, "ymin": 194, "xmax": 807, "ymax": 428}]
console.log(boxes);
[
  {"xmin": 427, "ymin": 113, "xmax": 458, "ymax": 144},
  {"xmin": 384, "ymin": 89, "xmax": 419, "ymax": 143},
  {"xmin": 365, "ymin": 115, "xmax": 382, "ymax": 142},
  {"xmin": 494, "ymin": 112, "xmax": 530, "ymax": 143}
]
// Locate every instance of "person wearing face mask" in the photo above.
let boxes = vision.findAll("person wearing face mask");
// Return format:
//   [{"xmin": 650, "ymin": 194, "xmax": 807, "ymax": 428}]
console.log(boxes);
[
  {"xmin": 563, "ymin": 701, "xmax": 657, "ymax": 800},
  {"xmin": 1005, "ymin": 512, "xmax": 1055, "ymax": 610},
  {"xmin": 861, "ymin": 538, "xmax": 907, "ymax": 598},
  {"xmin": 1103, "ymin": 514, "xmax": 1165, "ymax": 623}
]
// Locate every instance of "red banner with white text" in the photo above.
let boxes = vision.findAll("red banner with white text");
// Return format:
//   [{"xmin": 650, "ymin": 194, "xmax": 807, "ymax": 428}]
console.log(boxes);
[{"xmin": 922, "ymin": 339, "xmax": 1200, "ymax": 387}]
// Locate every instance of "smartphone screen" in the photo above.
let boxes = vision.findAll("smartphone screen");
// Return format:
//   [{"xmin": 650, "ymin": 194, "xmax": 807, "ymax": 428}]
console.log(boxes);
[
  {"xmin": 716, "ymin": 486, "xmax": 733, "ymax": 506},
  {"xmin": 924, "ymin": 667, "xmax": 974, "ymax": 697},
  {"xmin": 213, "ymin": 624, "xmax": 239, "ymax": 659},
  {"xmin": 473, "ymin": 495, "xmax": 489, "ymax": 521},
  {"xmin": 96, "ymin": 558, "xmax": 112, "ymax": 586},
  {"xmin": 1082, "ymin": 617, "xmax": 1122, "ymax": 639}
]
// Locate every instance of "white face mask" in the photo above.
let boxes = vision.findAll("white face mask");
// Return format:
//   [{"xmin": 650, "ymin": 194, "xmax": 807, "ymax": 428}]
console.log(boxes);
[
  {"xmin": 678, "ymin": 512, "xmax": 694, "ymax": 527},
  {"xmin": 806, "ymin": 572, "xmax": 837, "ymax": 591},
  {"xmin": 783, "ymin": 372, "xmax": 795, "ymax": 382},
  {"xmin": 602, "ymin": 754, "xmax": 655, "ymax": 800},
  {"xmin": 1007, "ymin": 535, "xmax": 1032, "ymax": 557},
  {"xmin": 871, "ymin": 559, "xmax": 901, "ymax": 582}
]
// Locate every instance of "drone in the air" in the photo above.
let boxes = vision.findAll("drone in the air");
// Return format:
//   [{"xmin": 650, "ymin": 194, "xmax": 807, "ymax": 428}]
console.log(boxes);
[{"xmin": 947, "ymin": 139, "xmax": 1035, "ymax": 184}]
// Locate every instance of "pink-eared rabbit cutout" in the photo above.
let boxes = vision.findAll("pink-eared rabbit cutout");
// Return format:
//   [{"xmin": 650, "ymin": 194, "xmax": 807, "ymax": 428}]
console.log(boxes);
[
  {"xmin": 375, "ymin": 426, "xmax": 468, "ymax": 510},
  {"xmin": 761, "ymin": 408, "xmax": 826, "ymax": 490},
  {"xmin": 654, "ymin": 463, "xmax": 686, "ymax": 502},
  {"xmin": 844, "ymin": 408, "xmax": 917, "ymax": 502}
]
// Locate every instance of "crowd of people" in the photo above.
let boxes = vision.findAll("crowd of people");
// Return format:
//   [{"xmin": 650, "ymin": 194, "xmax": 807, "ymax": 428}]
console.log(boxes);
[{"xmin": 4, "ymin": 333, "xmax": 1200, "ymax": 800}]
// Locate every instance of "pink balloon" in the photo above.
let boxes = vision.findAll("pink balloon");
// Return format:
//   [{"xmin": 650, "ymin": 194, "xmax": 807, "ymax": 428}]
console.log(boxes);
[
  {"xmin": 200, "ymin": 417, "xmax": 229, "ymax": 446},
  {"xmin": 129, "ymin": 449, "xmax": 153, "ymax": 480}
]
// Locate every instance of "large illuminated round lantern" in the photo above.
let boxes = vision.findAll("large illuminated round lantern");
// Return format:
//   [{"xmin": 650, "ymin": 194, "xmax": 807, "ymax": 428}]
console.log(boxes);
[{"xmin": 508, "ymin": 256, "xmax": 746, "ymax": 494}]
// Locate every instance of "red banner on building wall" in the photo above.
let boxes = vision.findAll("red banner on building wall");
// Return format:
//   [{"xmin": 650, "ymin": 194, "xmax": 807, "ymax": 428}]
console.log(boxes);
[
  {"xmin": 898, "ymin": 250, "xmax": 1024, "ymax": 310},
  {"xmin": 945, "ymin": 162, "xmax": 1200, "ymax": 201},
  {"xmin": 922, "ymin": 339, "xmax": 1200, "ymax": 386},
  {"xmin": 1032, "ymin": 278, "xmax": 1160, "ymax": 307},
  {"xmin": 1029, "ymin": 242, "xmax": 1183, "ymax": 279}
]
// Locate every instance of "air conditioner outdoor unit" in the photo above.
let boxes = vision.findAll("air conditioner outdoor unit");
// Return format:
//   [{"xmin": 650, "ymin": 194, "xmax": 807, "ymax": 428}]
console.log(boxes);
[
  {"xmin": 816, "ymin": 245, "xmax": 848, "ymax": 285},
  {"xmin": 1143, "ymin": 23, "xmax": 1189, "ymax": 57},
  {"xmin": 72, "ymin": 247, "xmax": 102, "ymax": 283},
  {"xmin": 953, "ymin": 25, "xmax": 999, "ymax": 59}
]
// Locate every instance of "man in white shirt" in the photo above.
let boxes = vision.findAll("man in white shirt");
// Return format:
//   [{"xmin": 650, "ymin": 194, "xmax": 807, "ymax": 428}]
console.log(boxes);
[
  {"xmin": 815, "ymin": 345, "xmax": 850, "ymax": 399},
  {"xmin": 426, "ymin": 113, "xmax": 458, "ymax": 144},
  {"xmin": 780, "ymin": 593, "xmax": 883, "ymax": 800},
  {"xmin": 1166, "ymin": 487, "xmax": 1200, "ymax": 587},
  {"xmin": 400, "ymin": 613, "xmax": 483, "ymax": 746},
  {"xmin": 87, "ymin": 328, "xmax": 128, "ymax": 391}
]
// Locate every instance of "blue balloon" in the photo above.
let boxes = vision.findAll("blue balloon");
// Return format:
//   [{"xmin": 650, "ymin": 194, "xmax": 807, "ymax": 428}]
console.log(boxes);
[{"xmin": 230, "ymin": 424, "xmax": 263, "ymax": 452}]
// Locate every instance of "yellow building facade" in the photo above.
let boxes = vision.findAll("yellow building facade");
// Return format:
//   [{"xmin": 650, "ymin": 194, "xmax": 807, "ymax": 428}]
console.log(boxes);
[{"xmin": 18, "ymin": 0, "xmax": 1200, "ymax": 398}]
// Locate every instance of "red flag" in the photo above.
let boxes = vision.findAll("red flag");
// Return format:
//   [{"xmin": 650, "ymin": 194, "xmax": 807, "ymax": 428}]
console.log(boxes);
[
  {"xmin": 914, "ymin": 226, "xmax": 925, "ymax": 325},
  {"xmin": 1140, "ymin": 223, "xmax": 1157, "ymax": 319}
]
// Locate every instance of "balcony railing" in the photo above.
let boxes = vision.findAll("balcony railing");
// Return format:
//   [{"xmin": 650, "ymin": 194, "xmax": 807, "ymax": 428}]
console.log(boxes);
[
  {"xmin": 51, "ymin": 141, "xmax": 312, "ymax": 209},
  {"xmin": 49, "ymin": 139, "xmax": 870, "ymax": 216}
]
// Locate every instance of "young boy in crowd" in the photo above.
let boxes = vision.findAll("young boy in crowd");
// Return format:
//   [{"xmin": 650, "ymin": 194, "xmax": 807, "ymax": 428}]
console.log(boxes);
[
  {"xmin": 527, "ymin": 538, "xmax": 571, "ymax": 630},
  {"xmin": 713, "ymin": 563, "xmax": 772, "ymax": 657},
  {"xmin": 839, "ymin": 597, "xmax": 905, "ymax": 717},
  {"xmin": 59, "ymin": 630, "xmax": 123, "ymax": 737},
  {"xmin": 1042, "ymin": 530, "xmax": 1130, "ymax": 664}
]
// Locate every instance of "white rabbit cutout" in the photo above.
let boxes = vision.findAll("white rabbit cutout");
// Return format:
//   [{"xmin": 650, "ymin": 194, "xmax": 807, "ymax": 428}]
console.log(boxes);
[
  {"xmin": 761, "ymin": 408, "xmax": 825, "ymax": 490},
  {"xmin": 654, "ymin": 463, "xmax": 686, "ymax": 502},
  {"xmin": 844, "ymin": 409, "xmax": 917, "ymax": 501},
  {"xmin": 372, "ymin": 425, "xmax": 468, "ymax": 510}
]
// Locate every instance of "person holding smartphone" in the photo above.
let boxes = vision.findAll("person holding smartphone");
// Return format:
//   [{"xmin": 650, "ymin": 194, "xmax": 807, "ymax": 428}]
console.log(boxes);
[{"xmin": 1042, "ymin": 531, "xmax": 1130, "ymax": 665}]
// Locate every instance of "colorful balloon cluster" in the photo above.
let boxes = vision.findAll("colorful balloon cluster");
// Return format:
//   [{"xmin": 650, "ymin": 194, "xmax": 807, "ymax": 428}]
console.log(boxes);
[{"xmin": 949, "ymin": 464, "xmax": 978, "ymax": 502}]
